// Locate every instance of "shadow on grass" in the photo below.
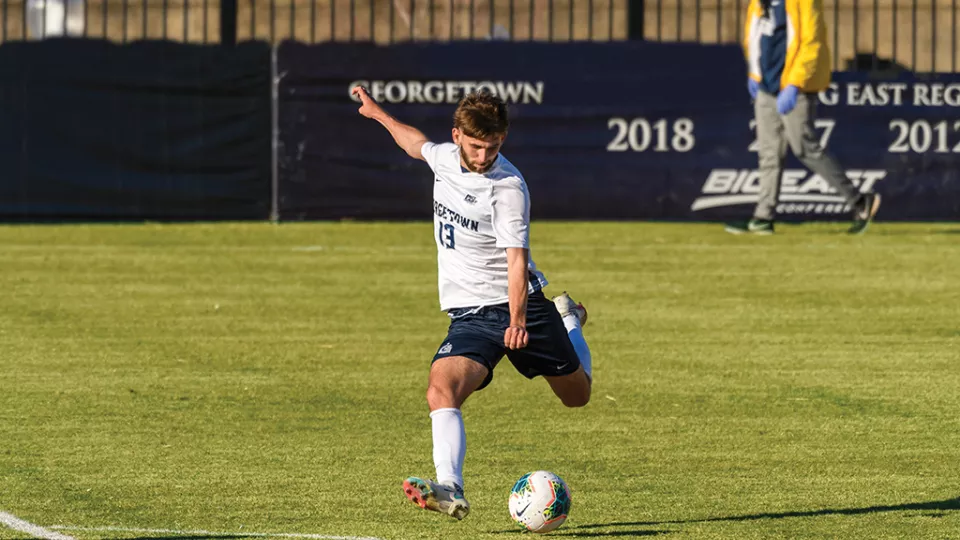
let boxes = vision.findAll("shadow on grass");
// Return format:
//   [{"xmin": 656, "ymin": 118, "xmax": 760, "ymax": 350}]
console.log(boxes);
[
  {"xmin": 489, "ymin": 529, "xmax": 670, "ymax": 537},
  {"xmin": 126, "ymin": 536, "xmax": 256, "ymax": 539},
  {"xmin": 549, "ymin": 530, "xmax": 671, "ymax": 537},
  {"xmin": 864, "ymin": 228, "xmax": 960, "ymax": 236},
  {"xmin": 121, "ymin": 498, "xmax": 959, "ymax": 539},
  {"xmin": 569, "ymin": 496, "xmax": 960, "ymax": 530}
]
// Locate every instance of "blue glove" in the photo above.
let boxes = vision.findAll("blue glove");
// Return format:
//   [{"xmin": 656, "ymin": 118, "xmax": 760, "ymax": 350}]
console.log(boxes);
[
  {"xmin": 747, "ymin": 78, "xmax": 759, "ymax": 100},
  {"xmin": 777, "ymin": 85, "xmax": 799, "ymax": 115}
]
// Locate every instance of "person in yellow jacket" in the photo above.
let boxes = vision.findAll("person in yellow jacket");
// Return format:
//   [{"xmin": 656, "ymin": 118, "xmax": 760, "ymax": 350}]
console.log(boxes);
[{"xmin": 725, "ymin": 0, "xmax": 881, "ymax": 235}]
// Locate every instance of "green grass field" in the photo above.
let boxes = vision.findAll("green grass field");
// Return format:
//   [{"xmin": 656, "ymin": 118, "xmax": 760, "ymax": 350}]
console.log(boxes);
[{"xmin": 1, "ymin": 222, "xmax": 959, "ymax": 540}]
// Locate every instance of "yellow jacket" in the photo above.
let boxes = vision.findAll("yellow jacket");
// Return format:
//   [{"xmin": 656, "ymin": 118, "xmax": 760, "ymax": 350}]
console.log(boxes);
[{"xmin": 743, "ymin": 0, "xmax": 832, "ymax": 92}]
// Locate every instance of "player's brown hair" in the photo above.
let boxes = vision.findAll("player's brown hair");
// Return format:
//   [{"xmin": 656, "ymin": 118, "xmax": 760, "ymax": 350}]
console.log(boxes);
[{"xmin": 453, "ymin": 91, "xmax": 510, "ymax": 139}]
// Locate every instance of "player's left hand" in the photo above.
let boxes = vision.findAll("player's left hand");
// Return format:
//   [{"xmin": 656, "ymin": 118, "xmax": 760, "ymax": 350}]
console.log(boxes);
[
  {"xmin": 777, "ymin": 85, "xmax": 799, "ymax": 115},
  {"xmin": 504, "ymin": 325, "xmax": 529, "ymax": 350}
]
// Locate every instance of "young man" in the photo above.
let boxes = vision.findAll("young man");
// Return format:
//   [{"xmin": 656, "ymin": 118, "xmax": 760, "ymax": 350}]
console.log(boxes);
[
  {"xmin": 352, "ymin": 86, "xmax": 593, "ymax": 521},
  {"xmin": 727, "ymin": 0, "xmax": 882, "ymax": 235}
]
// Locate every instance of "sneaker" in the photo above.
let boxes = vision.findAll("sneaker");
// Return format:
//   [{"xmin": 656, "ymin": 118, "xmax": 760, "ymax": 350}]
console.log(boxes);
[
  {"xmin": 725, "ymin": 218, "xmax": 775, "ymax": 235},
  {"xmin": 848, "ymin": 193, "xmax": 881, "ymax": 235},
  {"xmin": 402, "ymin": 477, "xmax": 470, "ymax": 521},
  {"xmin": 553, "ymin": 291, "xmax": 588, "ymax": 327}
]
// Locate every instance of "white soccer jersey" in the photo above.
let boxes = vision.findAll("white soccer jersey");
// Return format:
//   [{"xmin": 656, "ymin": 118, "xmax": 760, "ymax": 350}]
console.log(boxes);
[{"xmin": 422, "ymin": 141, "xmax": 548, "ymax": 311}]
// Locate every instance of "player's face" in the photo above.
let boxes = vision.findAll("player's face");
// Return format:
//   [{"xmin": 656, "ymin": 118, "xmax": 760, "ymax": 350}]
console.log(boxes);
[{"xmin": 453, "ymin": 129, "xmax": 505, "ymax": 174}]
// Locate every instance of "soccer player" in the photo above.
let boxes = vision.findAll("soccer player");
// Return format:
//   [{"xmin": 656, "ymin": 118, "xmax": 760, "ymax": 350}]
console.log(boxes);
[
  {"xmin": 726, "ymin": 0, "xmax": 881, "ymax": 235},
  {"xmin": 352, "ymin": 86, "xmax": 593, "ymax": 521}
]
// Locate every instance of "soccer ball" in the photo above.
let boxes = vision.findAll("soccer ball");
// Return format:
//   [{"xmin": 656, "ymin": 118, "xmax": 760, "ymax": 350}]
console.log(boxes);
[{"xmin": 508, "ymin": 470, "xmax": 572, "ymax": 533}]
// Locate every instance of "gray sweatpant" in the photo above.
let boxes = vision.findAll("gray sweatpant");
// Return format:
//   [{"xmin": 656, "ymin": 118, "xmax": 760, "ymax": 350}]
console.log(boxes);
[{"xmin": 753, "ymin": 91, "xmax": 860, "ymax": 220}]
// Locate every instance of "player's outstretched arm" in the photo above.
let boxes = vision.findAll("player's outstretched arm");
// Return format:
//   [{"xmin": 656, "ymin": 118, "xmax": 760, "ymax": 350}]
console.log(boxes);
[{"xmin": 352, "ymin": 85, "xmax": 429, "ymax": 161}]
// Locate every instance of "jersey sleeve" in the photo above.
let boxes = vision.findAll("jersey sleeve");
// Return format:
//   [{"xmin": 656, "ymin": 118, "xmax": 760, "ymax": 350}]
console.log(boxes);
[
  {"xmin": 491, "ymin": 180, "xmax": 531, "ymax": 249},
  {"xmin": 421, "ymin": 141, "xmax": 455, "ymax": 173}
]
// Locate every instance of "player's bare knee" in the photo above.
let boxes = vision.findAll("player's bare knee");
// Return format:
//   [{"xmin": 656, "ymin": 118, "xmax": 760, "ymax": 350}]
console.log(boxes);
[
  {"xmin": 426, "ymin": 383, "xmax": 457, "ymax": 410},
  {"xmin": 561, "ymin": 384, "xmax": 591, "ymax": 408},
  {"xmin": 561, "ymin": 391, "xmax": 590, "ymax": 408}
]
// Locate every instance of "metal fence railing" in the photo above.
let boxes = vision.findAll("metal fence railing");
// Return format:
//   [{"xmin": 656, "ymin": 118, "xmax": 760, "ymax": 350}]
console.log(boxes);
[
  {"xmin": 1, "ymin": 0, "xmax": 958, "ymax": 72},
  {"xmin": 235, "ymin": 0, "xmax": 631, "ymax": 42},
  {"xmin": 0, "ymin": 0, "xmax": 223, "ymax": 43}
]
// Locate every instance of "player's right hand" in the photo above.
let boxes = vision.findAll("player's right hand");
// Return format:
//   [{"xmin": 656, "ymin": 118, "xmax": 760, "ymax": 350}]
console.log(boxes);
[{"xmin": 351, "ymin": 85, "xmax": 380, "ymax": 119}]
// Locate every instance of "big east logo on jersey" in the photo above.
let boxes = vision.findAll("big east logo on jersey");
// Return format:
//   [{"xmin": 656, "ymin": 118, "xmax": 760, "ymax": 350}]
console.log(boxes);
[{"xmin": 691, "ymin": 169, "xmax": 887, "ymax": 215}]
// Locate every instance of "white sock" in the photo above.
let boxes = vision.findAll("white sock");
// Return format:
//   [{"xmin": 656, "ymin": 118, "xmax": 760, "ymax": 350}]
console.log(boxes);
[
  {"xmin": 562, "ymin": 314, "xmax": 593, "ymax": 381},
  {"xmin": 430, "ymin": 408, "xmax": 465, "ymax": 489}
]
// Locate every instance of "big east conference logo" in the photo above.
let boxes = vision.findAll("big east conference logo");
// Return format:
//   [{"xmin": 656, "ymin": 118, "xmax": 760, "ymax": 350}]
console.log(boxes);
[{"xmin": 691, "ymin": 169, "xmax": 886, "ymax": 215}]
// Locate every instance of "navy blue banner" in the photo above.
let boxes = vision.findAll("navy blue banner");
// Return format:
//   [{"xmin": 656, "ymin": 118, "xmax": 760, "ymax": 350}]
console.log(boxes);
[
  {"xmin": 0, "ymin": 40, "xmax": 271, "ymax": 222},
  {"xmin": 277, "ymin": 41, "xmax": 960, "ymax": 221}
]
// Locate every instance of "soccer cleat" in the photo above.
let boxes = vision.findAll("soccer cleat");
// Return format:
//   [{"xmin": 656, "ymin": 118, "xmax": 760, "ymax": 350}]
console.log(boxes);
[
  {"xmin": 725, "ymin": 218, "xmax": 775, "ymax": 235},
  {"xmin": 553, "ymin": 292, "xmax": 587, "ymax": 327},
  {"xmin": 848, "ymin": 193, "xmax": 881, "ymax": 235},
  {"xmin": 402, "ymin": 477, "xmax": 470, "ymax": 521}
]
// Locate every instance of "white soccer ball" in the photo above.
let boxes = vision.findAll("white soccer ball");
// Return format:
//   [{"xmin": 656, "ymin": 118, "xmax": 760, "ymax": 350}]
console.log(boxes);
[{"xmin": 508, "ymin": 470, "xmax": 572, "ymax": 533}]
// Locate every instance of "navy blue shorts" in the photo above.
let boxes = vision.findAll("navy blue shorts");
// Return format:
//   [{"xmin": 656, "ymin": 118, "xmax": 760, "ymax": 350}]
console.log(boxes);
[{"xmin": 432, "ymin": 291, "xmax": 581, "ymax": 390}]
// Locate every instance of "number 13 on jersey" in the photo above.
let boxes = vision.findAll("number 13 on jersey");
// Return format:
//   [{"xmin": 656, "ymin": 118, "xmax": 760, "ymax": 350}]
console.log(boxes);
[{"xmin": 438, "ymin": 222, "xmax": 456, "ymax": 249}]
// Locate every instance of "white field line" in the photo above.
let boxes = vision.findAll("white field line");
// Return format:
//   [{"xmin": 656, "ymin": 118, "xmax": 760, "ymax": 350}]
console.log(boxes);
[
  {"xmin": 50, "ymin": 525, "xmax": 383, "ymax": 540},
  {"xmin": 0, "ymin": 512, "xmax": 76, "ymax": 540}
]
